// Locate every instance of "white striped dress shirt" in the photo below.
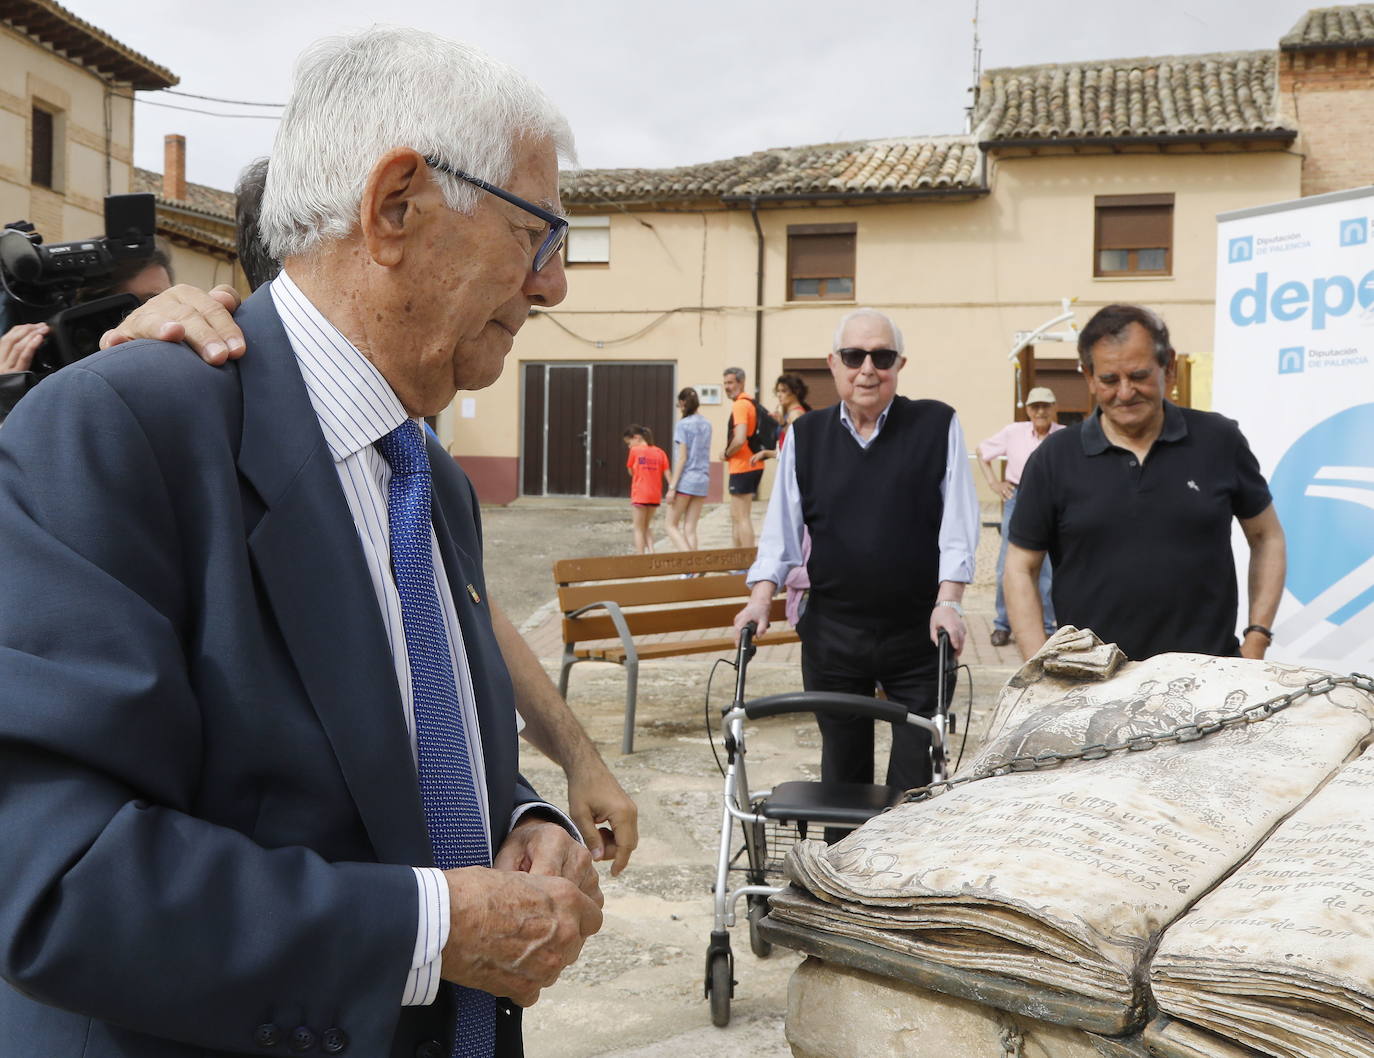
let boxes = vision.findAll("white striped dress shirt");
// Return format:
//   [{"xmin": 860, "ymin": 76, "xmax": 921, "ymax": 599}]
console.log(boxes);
[{"xmin": 271, "ymin": 271, "xmax": 483, "ymax": 1007}]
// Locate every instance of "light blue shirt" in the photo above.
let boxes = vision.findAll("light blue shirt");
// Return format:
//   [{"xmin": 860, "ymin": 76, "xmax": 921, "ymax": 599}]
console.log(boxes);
[
  {"xmin": 747, "ymin": 399, "xmax": 979, "ymax": 591},
  {"xmin": 672, "ymin": 413, "xmax": 712, "ymax": 496}
]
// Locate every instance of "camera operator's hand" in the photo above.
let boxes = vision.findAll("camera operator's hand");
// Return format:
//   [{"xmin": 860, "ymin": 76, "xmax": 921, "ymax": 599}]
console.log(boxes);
[
  {"xmin": 0, "ymin": 322, "xmax": 47, "ymax": 373},
  {"xmin": 100, "ymin": 284, "xmax": 245, "ymax": 365}
]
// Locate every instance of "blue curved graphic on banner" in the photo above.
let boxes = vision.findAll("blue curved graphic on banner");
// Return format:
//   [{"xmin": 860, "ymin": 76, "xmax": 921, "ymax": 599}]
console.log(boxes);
[{"xmin": 1270, "ymin": 403, "xmax": 1374, "ymax": 626}]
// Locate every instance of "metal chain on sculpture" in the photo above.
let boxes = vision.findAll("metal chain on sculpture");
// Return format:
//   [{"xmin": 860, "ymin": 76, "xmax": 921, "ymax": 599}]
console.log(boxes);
[{"xmin": 902, "ymin": 672, "xmax": 1374, "ymax": 804}]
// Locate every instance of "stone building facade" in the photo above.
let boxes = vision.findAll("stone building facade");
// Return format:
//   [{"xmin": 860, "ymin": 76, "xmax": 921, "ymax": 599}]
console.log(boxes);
[
  {"xmin": 1, "ymin": 3, "xmax": 242, "ymax": 303},
  {"xmin": 0, "ymin": 0, "xmax": 173, "ymax": 242}
]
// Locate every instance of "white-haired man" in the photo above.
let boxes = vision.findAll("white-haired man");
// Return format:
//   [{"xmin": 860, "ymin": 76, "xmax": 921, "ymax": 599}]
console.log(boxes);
[
  {"xmin": 732, "ymin": 309, "xmax": 978, "ymax": 835},
  {"xmin": 0, "ymin": 29, "xmax": 599, "ymax": 1058}
]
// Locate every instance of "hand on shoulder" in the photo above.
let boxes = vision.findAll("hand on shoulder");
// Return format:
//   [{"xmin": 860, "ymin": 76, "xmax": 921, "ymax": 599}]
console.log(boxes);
[{"xmin": 101, "ymin": 284, "xmax": 246, "ymax": 365}]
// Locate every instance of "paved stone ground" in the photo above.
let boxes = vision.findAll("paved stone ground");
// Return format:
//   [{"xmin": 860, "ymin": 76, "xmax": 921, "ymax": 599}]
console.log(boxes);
[{"xmin": 479, "ymin": 497, "xmax": 1024, "ymax": 1057}]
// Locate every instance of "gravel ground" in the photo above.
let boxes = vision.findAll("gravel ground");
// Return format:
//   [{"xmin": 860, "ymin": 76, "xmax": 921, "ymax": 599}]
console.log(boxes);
[{"xmin": 480, "ymin": 499, "xmax": 635, "ymax": 626}]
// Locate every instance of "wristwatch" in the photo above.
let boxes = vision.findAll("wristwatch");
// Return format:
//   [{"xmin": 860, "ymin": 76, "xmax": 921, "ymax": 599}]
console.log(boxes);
[{"xmin": 935, "ymin": 600, "xmax": 964, "ymax": 618}]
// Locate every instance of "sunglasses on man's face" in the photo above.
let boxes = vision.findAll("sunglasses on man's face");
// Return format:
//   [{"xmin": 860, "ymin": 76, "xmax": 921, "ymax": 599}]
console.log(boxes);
[{"xmin": 836, "ymin": 347, "xmax": 901, "ymax": 370}]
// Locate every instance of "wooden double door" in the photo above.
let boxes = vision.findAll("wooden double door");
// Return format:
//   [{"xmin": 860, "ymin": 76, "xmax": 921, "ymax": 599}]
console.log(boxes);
[{"xmin": 521, "ymin": 362, "xmax": 675, "ymax": 498}]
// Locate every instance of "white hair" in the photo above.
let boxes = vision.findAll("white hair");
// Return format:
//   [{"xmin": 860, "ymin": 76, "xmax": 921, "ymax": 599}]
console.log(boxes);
[
  {"xmin": 259, "ymin": 26, "xmax": 575, "ymax": 260},
  {"xmin": 833, "ymin": 308, "xmax": 905, "ymax": 354}
]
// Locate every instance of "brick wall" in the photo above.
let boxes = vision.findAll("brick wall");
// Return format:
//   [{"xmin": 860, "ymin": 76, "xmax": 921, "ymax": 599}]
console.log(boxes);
[{"xmin": 1279, "ymin": 48, "xmax": 1374, "ymax": 197}]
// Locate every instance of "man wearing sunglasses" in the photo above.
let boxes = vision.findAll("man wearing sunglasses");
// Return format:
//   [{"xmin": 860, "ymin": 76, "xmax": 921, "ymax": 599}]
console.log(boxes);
[
  {"xmin": 733, "ymin": 308, "xmax": 979, "ymax": 822},
  {"xmin": 0, "ymin": 28, "xmax": 601, "ymax": 1058}
]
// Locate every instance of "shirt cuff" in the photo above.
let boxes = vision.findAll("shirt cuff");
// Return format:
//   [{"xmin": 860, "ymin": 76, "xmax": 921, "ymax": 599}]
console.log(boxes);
[
  {"xmin": 402, "ymin": 867, "xmax": 449, "ymax": 1006},
  {"xmin": 511, "ymin": 801, "xmax": 585, "ymax": 846},
  {"xmin": 938, "ymin": 554, "xmax": 976, "ymax": 584}
]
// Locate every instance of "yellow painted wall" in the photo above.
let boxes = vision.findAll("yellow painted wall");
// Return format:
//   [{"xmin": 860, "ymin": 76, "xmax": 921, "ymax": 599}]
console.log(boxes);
[{"xmin": 167, "ymin": 242, "xmax": 236, "ymax": 293}]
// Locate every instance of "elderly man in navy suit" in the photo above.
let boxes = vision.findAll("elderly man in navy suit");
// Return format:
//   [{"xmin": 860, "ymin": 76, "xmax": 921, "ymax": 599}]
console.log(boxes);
[{"xmin": 0, "ymin": 28, "xmax": 600, "ymax": 1058}]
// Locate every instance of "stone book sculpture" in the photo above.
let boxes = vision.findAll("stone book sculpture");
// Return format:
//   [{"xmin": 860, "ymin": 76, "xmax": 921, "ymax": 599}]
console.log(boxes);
[
  {"xmin": 770, "ymin": 628, "xmax": 1374, "ymax": 1055},
  {"xmin": 1148, "ymin": 745, "xmax": 1374, "ymax": 1058}
]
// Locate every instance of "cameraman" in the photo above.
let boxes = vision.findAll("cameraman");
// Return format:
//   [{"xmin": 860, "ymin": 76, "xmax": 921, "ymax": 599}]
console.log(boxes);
[{"xmin": 0, "ymin": 242, "xmax": 173, "ymax": 418}]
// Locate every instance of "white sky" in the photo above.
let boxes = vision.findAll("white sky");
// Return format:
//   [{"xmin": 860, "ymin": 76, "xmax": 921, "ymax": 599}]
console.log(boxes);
[{"xmin": 63, "ymin": 0, "xmax": 1325, "ymax": 194}]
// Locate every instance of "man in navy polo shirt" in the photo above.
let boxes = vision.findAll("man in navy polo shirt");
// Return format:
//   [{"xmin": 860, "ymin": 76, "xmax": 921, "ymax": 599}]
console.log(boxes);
[{"xmin": 1004, "ymin": 303, "xmax": 1286, "ymax": 663}]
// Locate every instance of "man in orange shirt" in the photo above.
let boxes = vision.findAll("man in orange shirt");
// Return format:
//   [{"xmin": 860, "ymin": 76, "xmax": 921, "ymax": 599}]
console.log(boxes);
[{"xmin": 721, "ymin": 366, "xmax": 759, "ymax": 547}]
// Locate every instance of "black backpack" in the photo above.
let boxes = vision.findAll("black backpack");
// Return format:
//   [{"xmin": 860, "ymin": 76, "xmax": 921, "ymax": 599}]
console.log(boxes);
[{"xmin": 735, "ymin": 397, "xmax": 781, "ymax": 454}]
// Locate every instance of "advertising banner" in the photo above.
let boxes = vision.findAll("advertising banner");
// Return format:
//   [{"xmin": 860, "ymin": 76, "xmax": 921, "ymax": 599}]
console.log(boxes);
[{"xmin": 1214, "ymin": 186, "xmax": 1374, "ymax": 668}]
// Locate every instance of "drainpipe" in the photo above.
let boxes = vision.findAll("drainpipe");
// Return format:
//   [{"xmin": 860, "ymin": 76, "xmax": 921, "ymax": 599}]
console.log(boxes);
[{"xmin": 749, "ymin": 196, "xmax": 764, "ymax": 397}]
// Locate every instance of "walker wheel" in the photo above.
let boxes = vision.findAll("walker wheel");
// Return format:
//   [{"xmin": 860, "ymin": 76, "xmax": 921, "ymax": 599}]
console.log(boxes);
[{"xmin": 708, "ymin": 950, "xmax": 733, "ymax": 1027}]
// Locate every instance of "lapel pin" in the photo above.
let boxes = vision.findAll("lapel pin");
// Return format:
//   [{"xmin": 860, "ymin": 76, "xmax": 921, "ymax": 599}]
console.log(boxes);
[{"xmin": 467, "ymin": 584, "xmax": 482, "ymax": 604}]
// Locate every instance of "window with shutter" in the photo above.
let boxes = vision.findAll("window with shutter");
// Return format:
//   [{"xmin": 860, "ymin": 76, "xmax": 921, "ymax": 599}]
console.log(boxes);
[
  {"xmin": 566, "ymin": 215, "xmax": 610, "ymax": 264},
  {"xmin": 1094, "ymin": 194, "xmax": 1173, "ymax": 277},
  {"xmin": 31, "ymin": 107, "xmax": 54, "ymax": 189},
  {"xmin": 787, "ymin": 223, "xmax": 856, "ymax": 300}
]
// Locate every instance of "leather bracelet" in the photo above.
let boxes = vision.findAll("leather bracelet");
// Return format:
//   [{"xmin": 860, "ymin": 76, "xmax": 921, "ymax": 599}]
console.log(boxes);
[{"xmin": 1242, "ymin": 624, "xmax": 1274, "ymax": 641}]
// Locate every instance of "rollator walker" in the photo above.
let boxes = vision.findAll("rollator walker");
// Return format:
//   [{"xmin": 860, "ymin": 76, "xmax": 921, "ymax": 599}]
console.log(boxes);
[{"xmin": 705, "ymin": 622, "xmax": 957, "ymax": 1026}]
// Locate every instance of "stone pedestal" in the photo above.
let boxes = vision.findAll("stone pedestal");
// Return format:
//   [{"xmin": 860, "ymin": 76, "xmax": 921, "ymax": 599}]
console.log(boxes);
[{"xmin": 786, "ymin": 958, "xmax": 1132, "ymax": 1058}]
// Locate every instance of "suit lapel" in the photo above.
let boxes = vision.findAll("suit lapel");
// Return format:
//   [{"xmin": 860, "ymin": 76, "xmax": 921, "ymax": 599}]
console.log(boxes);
[
  {"xmin": 428, "ymin": 465, "xmax": 518, "ymax": 847},
  {"xmin": 235, "ymin": 288, "xmax": 430, "ymax": 866}
]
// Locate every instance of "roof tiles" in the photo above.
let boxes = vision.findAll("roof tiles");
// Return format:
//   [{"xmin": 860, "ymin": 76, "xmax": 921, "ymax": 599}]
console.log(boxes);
[
  {"xmin": 974, "ymin": 51, "xmax": 1288, "ymax": 142},
  {"xmin": 1282, "ymin": 4, "xmax": 1374, "ymax": 48},
  {"xmin": 560, "ymin": 137, "xmax": 983, "ymax": 204},
  {"xmin": 132, "ymin": 167, "xmax": 236, "ymax": 221}
]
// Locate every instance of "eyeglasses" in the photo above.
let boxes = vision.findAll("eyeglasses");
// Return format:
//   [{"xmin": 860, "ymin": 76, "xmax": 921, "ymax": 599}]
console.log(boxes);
[
  {"xmin": 423, "ymin": 155, "xmax": 568, "ymax": 272},
  {"xmin": 836, "ymin": 347, "xmax": 901, "ymax": 370}
]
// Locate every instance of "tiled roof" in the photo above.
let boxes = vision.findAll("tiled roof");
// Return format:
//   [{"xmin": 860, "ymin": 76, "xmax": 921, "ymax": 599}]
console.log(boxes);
[
  {"xmin": 1281, "ymin": 4, "xmax": 1374, "ymax": 49},
  {"xmin": 561, "ymin": 137, "xmax": 983, "ymax": 204},
  {"xmin": 156, "ymin": 216, "xmax": 235, "ymax": 254},
  {"xmin": 0, "ymin": 0, "xmax": 176, "ymax": 89},
  {"xmin": 131, "ymin": 168, "xmax": 235, "ymax": 255},
  {"xmin": 132, "ymin": 167, "xmax": 236, "ymax": 221},
  {"xmin": 975, "ymin": 51, "xmax": 1290, "ymax": 143}
]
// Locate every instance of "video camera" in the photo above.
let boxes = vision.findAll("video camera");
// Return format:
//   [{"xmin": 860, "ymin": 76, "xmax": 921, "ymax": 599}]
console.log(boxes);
[{"xmin": 0, "ymin": 192, "xmax": 157, "ymax": 377}]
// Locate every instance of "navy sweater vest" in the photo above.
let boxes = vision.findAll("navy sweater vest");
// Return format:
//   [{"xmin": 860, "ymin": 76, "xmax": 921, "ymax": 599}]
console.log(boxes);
[{"xmin": 793, "ymin": 396, "xmax": 953, "ymax": 625}]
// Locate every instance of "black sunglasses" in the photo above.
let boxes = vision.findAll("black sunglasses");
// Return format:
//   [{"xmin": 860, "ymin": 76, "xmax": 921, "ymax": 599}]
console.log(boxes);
[
  {"xmin": 836, "ymin": 347, "xmax": 901, "ymax": 370},
  {"xmin": 423, "ymin": 155, "xmax": 568, "ymax": 272}
]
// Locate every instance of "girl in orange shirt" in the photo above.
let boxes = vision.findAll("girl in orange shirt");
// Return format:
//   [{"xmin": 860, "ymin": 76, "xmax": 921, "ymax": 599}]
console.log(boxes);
[{"xmin": 623, "ymin": 425, "xmax": 670, "ymax": 554}]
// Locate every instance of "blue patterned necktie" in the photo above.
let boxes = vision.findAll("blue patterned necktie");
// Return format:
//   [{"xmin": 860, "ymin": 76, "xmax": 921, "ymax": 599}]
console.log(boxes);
[{"xmin": 375, "ymin": 419, "xmax": 495, "ymax": 1058}]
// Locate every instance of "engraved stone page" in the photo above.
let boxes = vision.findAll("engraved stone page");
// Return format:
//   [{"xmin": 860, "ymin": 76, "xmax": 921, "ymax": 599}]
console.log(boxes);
[
  {"xmin": 773, "ymin": 633, "xmax": 1374, "ymax": 1017},
  {"xmin": 1151, "ymin": 745, "xmax": 1374, "ymax": 1058}
]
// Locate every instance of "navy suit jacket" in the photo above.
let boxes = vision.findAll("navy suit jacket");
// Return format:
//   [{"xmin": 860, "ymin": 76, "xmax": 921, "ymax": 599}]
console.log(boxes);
[{"xmin": 0, "ymin": 289, "xmax": 530, "ymax": 1056}]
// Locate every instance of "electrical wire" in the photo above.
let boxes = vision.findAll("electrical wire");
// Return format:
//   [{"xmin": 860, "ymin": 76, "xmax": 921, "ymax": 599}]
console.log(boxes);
[
  {"xmin": 952, "ymin": 662, "xmax": 974, "ymax": 773},
  {"xmin": 130, "ymin": 97, "xmax": 280, "ymax": 120},
  {"xmin": 156, "ymin": 88, "xmax": 284, "ymax": 108},
  {"xmin": 704, "ymin": 656, "xmax": 735, "ymax": 779},
  {"xmin": 535, "ymin": 307, "xmax": 679, "ymax": 348}
]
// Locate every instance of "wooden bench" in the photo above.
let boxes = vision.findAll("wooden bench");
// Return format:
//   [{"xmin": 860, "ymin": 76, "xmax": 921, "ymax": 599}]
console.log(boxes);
[{"xmin": 554, "ymin": 547, "xmax": 800, "ymax": 753}]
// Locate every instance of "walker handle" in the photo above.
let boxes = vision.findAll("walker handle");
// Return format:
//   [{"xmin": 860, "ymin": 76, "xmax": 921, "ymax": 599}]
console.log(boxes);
[{"xmin": 731, "ymin": 620, "xmax": 758, "ymax": 706}]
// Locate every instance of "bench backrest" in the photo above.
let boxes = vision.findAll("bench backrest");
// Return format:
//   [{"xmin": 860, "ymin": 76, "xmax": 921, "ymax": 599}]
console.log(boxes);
[{"xmin": 554, "ymin": 547, "xmax": 788, "ymax": 643}]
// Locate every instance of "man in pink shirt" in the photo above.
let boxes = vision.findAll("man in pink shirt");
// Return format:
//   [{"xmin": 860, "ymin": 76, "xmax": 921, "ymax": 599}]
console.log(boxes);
[{"xmin": 978, "ymin": 387, "xmax": 1063, "ymax": 647}]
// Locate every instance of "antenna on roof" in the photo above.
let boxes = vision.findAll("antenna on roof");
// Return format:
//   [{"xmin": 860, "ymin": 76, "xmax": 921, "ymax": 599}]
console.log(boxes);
[{"xmin": 964, "ymin": 0, "xmax": 983, "ymax": 134}]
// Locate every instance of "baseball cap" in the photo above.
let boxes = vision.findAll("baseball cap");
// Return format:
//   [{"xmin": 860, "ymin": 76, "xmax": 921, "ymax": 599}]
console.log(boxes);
[{"xmin": 1026, "ymin": 387, "xmax": 1057, "ymax": 405}]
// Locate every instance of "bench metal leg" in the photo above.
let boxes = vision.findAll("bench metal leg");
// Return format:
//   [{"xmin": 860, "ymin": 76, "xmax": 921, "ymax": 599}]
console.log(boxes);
[
  {"xmin": 621, "ymin": 659, "xmax": 638, "ymax": 755},
  {"xmin": 558, "ymin": 650, "xmax": 575, "ymax": 699}
]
